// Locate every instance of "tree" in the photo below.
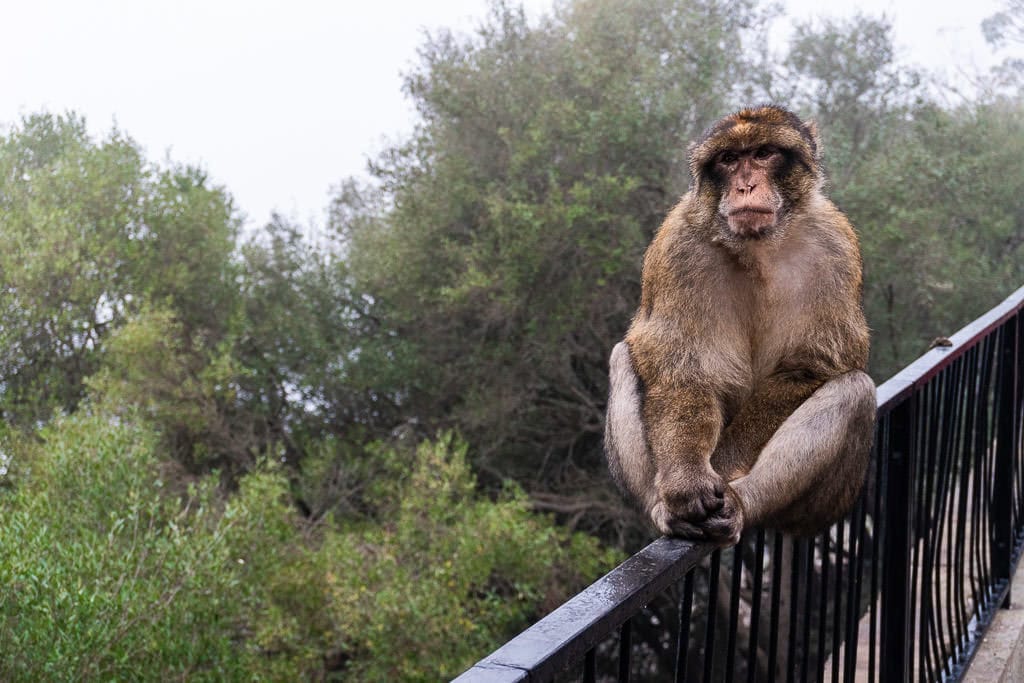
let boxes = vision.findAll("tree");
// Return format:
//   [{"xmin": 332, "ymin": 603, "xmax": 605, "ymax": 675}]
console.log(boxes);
[
  {"xmin": 0, "ymin": 113, "xmax": 239, "ymax": 426},
  {"xmin": 983, "ymin": 0, "xmax": 1024, "ymax": 89},
  {"xmin": 847, "ymin": 101, "xmax": 1024, "ymax": 377},
  {"xmin": 332, "ymin": 0, "xmax": 774, "ymax": 540},
  {"xmin": 775, "ymin": 15, "xmax": 920, "ymax": 187},
  {"xmin": 0, "ymin": 409, "xmax": 617, "ymax": 680}
]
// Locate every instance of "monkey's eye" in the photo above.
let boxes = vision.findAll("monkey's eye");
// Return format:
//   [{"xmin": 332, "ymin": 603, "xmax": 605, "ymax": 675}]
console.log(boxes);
[
  {"xmin": 753, "ymin": 146, "xmax": 777, "ymax": 160},
  {"xmin": 719, "ymin": 151, "xmax": 739, "ymax": 164}
]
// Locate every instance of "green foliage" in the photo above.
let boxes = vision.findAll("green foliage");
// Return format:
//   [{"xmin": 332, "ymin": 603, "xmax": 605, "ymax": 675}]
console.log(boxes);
[
  {"xmin": 0, "ymin": 412, "xmax": 306, "ymax": 679},
  {"xmin": 777, "ymin": 15, "xmax": 921, "ymax": 189},
  {"xmin": 763, "ymin": 14, "xmax": 1024, "ymax": 377},
  {"xmin": 983, "ymin": 1, "xmax": 1024, "ymax": 89},
  {"xmin": 0, "ymin": 113, "xmax": 239, "ymax": 427},
  {"xmin": 328, "ymin": 2, "xmax": 1024, "ymax": 540},
  {"xmin": 844, "ymin": 101, "xmax": 1024, "ymax": 376},
  {"xmin": 319, "ymin": 433, "xmax": 620, "ymax": 681},
  {"xmin": 0, "ymin": 413, "xmax": 616, "ymax": 680},
  {"xmin": 86, "ymin": 306, "xmax": 246, "ymax": 471},
  {"xmin": 233, "ymin": 217, "xmax": 380, "ymax": 444}
]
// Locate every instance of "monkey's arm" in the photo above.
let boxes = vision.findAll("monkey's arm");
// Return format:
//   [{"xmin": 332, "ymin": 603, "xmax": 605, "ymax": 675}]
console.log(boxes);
[
  {"xmin": 609, "ymin": 336, "xmax": 744, "ymax": 544},
  {"xmin": 643, "ymin": 380, "xmax": 722, "ymax": 495},
  {"xmin": 646, "ymin": 382, "xmax": 746, "ymax": 544},
  {"xmin": 606, "ymin": 345, "xmax": 873, "ymax": 541}
]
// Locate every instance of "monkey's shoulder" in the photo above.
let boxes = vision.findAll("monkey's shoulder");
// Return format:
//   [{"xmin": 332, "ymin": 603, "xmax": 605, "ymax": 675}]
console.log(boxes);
[
  {"xmin": 638, "ymin": 216, "xmax": 722, "ymax": 307},
  {"xmin": 799, "ymin": 197, "xmax": 862, "ymax": 259},
  {"xmin": 645, "ymin": 199, "xmax": 711, "ymax": 257}
]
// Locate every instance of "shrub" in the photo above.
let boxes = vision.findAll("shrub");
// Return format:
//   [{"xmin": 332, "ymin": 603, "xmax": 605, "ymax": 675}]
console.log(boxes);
[{"xmin": 0, "ymin": 417, "xmax": 618, "ymax": 680}]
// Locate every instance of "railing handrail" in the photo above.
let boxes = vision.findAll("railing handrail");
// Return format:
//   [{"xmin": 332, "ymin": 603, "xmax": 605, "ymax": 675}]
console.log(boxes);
[
  {"xmin": 453, "ymin": 538, "xmax": 713, "ymax": 681},
  {"xmin": 876, "ymin": 284, "xmax": 1024, "ymax": 410},
  {"xmin": 454, "ymin": 283, "xmax": 1024, "ymax": 682}
]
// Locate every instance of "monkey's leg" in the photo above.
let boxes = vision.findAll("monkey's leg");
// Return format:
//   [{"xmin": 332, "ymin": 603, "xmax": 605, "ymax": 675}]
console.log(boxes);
[
  {"xmin": 711, "ymin": 373, "xmax": 823, "ymax": 481},
  {"xmin": 605, "ymin": 341, "xmax": 657, "ymax": 513},
  {"xmin": 730, "ymin": 371, "xmax": 876, "ymax": 536}
]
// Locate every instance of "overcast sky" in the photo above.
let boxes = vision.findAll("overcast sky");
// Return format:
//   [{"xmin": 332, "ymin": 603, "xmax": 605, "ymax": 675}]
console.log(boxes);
[{"xmin": 0, "ymin": 0, "xmax": 1012, "ymax": 231}]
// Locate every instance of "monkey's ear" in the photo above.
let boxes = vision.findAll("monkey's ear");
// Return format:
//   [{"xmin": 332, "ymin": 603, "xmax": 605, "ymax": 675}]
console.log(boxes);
[
  {"xmin": 686, "ymin": 140, "xmax": 704, "ymax": 190},
  {"xmin": 804, "ymin": 119, "xmax": 823, "ymax": 159}
]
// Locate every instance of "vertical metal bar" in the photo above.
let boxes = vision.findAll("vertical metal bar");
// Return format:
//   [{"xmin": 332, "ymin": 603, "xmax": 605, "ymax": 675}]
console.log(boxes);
[
  {"xmin": 939, "ymin": 359, "xmax": 958, "ymax": 659},
  {"xmin": 800, "ymin": 539, "xmax": 814, "ymax": 683},
  {"xmin": 1013, "ymin": 312, "xmax": 1024, "ymax": 549},
  {"xmin": 676, "ymin": 571, "xmax": 695, "ymax": 683},
  {"xmin": 949, "ymin": 355, "xmax": 970, "ymax": 653},
  {"xmin": 880, "ymin": 395, "xmax": 915, "ymax": 683},
  {"xmin": 816, "ymin": 531, "xmax": 830, "ymax": 683},
  {"xmin": 787, "ymin": 539, "xmax": 802, "ymax": 683},
  {"xmin": 1013, "ymin": 313, "xmax": 1024, "ymax": 543},
  {"xmin": 965, "ymin": 337, "xmax": 993, "ymax": 652},
  {"xmin": 931, "ymin": 364, "xmax": 953, "ymax": 676},
  {"xmin": 930, "ymin": 366, "xmax": 956, "ymax": 675},
  {"xmin": 583, "ymin": 648, "xmax": 597, "ymax": 683},
  {"xmin": 725, "ymin": 545, "xmax": 743, "ymax": 682},
  {"xmin": 1015, "ymin": 321, "xmax": 1024, "ymax": 537},
  {"xmin": 618, "ymin": 618, "xmax": 632, "ymax": 683},
  {"xmin": 973, "ymin": 337, "xmax": 995, "ymax": 600},
  {"xmin": 704, "ymin": 551, "xmax": 721, "ymax": 683},
  {"xmin": 747, "ymin": 530, "xmax": 766, "ymax": 683},
  {"xmin": 994, "ymin": 317, "xmax": 1018, "ymax": 607},
  {"xmin": 768, "ymin": 532, "xmax": 784, "ymax": 682},
  {"xmin": 844, "ymin": 499, "xmax": 866, "ymax": 681},
  {"xmin": 979, "ymin": 335, "xmax": 997, "ymax": 611},
  {"xmin": 939, "ymin": 368, "xmax": 956, "ymax": 673},
  {"xmin": 831, "ymin": 521, "xmax": 844, "ymax": 683},
  {"xmin": 869, "ymin": 416, "xmax": 888, "ymax": 683},
  {"xmin": 963, "ymin": 345, "xmax": 983, "ymax": 614},
  {"xmin": 917, "ymin": 379, "xmax": 936, "ymax": 682}
]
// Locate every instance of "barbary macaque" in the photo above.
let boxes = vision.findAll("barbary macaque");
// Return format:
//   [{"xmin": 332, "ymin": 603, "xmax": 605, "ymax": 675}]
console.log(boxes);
[{"xmin": 605, "ymin": 105, "xmax": 875, "ymax": 545}]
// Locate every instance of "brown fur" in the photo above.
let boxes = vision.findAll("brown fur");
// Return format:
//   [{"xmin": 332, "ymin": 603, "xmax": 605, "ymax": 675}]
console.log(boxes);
[{"xmin": 605, "ymin": 106, "xmax": 874, "ymax": 544}]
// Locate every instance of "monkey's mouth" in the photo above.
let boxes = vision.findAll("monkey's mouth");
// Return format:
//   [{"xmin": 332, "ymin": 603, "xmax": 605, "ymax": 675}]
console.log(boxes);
[{"xmin": 726, "ymin": 208, "xmax": 776, "ymax": 238}]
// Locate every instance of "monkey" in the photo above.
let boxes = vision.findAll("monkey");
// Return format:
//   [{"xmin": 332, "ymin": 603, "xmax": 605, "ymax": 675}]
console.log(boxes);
[{"xmin": 605, "ymin": 105, "xmax": 876, "ymax": 545}]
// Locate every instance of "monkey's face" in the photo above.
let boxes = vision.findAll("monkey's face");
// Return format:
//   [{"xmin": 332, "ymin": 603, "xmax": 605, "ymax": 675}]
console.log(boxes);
[
  {"xmin": 687, "ymin": 105, "xmax": 823, "ymax": 244},
  {"xmin": 712, "ymin": 146, "xmax": 785, "ymax": 239}
]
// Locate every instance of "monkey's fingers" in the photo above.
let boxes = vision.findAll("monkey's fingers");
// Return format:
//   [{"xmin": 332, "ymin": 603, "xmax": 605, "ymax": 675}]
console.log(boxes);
[
  {"xmin": 657, "ymin": 514, "xmax": 741, "ymax": 548},
  {"xmin": 652, "ymin": 491, "xmax": 743, "ymax": 547},
  {"xmin": 660, "ymin": 477, "xmax": 727, "ymax": 523}
]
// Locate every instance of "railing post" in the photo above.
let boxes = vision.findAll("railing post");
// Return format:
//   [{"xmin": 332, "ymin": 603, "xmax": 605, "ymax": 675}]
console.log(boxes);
[
  {"xmin": 993, "ymin": 313, "xmax": 1019, "ymax": 607},
  {"xmin": 881, "ymin": 397, "xmax": 916, "ymax": 683}
]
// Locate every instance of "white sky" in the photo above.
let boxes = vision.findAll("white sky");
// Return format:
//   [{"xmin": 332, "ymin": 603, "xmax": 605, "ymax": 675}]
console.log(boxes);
[{"xmin": 0, "ymin": 0, "xmax": 1013, "ymax": 231}]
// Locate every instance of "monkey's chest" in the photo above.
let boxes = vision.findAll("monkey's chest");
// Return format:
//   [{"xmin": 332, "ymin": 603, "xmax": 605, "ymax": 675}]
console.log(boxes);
[
  {"xmin": 735, "ymin": 262, "xmax": 818, "ymax": 375},
  {"xmin": 722, "ymin": 295, "xmax": 821, "ymax": 402}
]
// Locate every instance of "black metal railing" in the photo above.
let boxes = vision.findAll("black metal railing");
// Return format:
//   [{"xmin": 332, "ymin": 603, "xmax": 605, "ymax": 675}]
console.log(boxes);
[{"xmin": 454, "ymin": 284, "xmax": 1024, "ymax": 682}]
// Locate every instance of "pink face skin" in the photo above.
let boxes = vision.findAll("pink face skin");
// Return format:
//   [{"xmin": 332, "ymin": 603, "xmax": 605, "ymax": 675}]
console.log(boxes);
[{"xmin": 715, "ymin": 146, "xmax": 785, "ymax": 239}]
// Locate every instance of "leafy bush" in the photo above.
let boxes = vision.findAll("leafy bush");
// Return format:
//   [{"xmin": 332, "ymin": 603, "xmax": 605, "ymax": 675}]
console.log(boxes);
[
  {"xmin": 1, "ymin": 415, "xmax": 235, "ymax": 678},
  {"xmin": 320, "ymin": 433, "xmax": 620, "ymax": 681},
  {"xmin": 0, "ymin": 413, "xmax": 617, "ymax": 680}
]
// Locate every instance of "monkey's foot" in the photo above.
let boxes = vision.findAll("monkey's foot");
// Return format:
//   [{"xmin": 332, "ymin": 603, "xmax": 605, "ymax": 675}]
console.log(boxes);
[{"xmin": 651, "ymin": 484, "xmax": 744, "ymax": 547}]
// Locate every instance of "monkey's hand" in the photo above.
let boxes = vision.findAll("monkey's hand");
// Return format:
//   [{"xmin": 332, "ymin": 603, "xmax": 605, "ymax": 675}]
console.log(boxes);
[{"xmin": 652, "ymin": 470, "xmax": 744, "ymax": 547}]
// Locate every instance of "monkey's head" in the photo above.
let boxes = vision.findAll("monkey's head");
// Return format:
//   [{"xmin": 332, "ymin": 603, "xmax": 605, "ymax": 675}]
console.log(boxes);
[{"xmin": 688, "ymin": 105, "xmax": 822, "ymax": 241}]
